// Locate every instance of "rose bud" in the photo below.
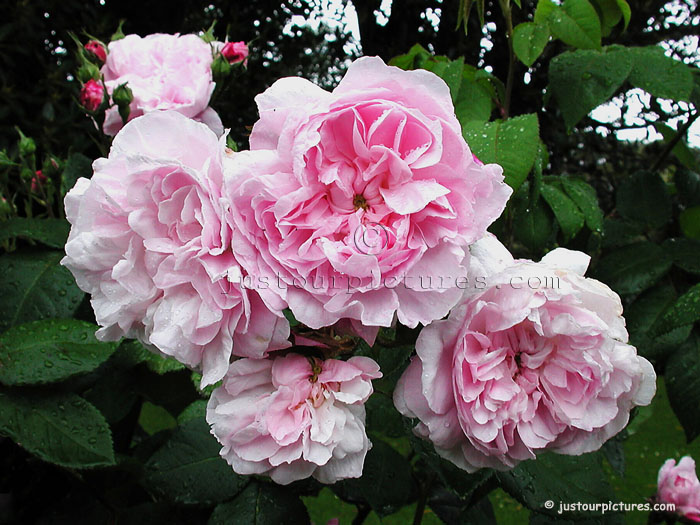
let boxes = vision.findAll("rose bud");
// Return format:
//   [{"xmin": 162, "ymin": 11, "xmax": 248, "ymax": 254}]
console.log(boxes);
[
  {"xmin": 85, "ymin": 40, "xmax": 107, "ymax": 63},
  {"xmin": 79, "ymin": 79, "xmax": 105, "ymax": 112},
  {"xmin": 31, "ymin": 170, "xmax": 47, "ymax": 192},
  {"xmin": 0, "ymin": 195, "xmax": 11, "ymax": 215},
  {"xmin": 220, "ymin": 41, "xmax": 248, "ymax": 65}
]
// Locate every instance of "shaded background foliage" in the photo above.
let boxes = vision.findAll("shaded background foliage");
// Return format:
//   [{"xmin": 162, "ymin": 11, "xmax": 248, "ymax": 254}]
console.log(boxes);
[{"xmin": 1, "ymin": 0, "xmax": 700, "ymax": 524}]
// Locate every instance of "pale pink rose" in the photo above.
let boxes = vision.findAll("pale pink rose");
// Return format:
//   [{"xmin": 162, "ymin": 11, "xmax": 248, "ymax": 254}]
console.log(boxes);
[
  {"xmin": 101, "ymin": 34, "xmax": 218, "ymax": 136},
  {"xmin": 225, "ymin": 57, "xmax": 512, "ymax": 332},
  {"xmin": 79, "ymin": 79, "xmax": 105, "ymax": 112},
  {"xmin": 207, "ymin": 353, "xmax": 381, "ymax": 485},
  {"xmin": 393, "ymin": 237, "xmax": 656, "ymax": 471},
  {"xmin": 62, "ymin": 111, "xmax": 289, "ymax": 386},
  {"xmin": 657, "ymin": 457, "xmax": 700, "ymax": 522}
]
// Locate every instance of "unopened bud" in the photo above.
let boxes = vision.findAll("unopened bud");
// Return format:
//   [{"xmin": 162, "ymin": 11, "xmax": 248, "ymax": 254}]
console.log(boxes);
[
  {"xmin": 85, "ymin": 40, "xmax": 107, "ymax": 64},
  {"xmin": 17, "ymin": 129, "xmax": 36, "ymax": 157},
  {"xmin": 220, "ymin": 41, "xmax": 249, "ymax": 65},
  {"xmin": 112, "ymin": 83, "xmax": 133, "ymax": 123},
  {"xmin": 211, "ymin": 55, "xmax": 231, "ymax": 79},
  {"xmin": 31, "ymin": 170, "xmax": 47, "ymax": 192},
  {"xmin": 80, "ymin": 79, "xmax": 105, "ymax": 112},
  {"xmin": 77, "ymin": 61, "xmax": 101, "ymax": 83}
]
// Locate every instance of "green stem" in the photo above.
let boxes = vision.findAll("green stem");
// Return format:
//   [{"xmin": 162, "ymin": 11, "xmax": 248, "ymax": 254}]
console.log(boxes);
[
  {"xmin": 499, "ymin": 0, "xmax": 516, "ymax": 119},
  {"xmin": 413, "ymin": 473, "xmax": 436, "ymax": 525},
  {"xmin": 651, "ymin": 111, "xmax": 699, "ymax": 172}
]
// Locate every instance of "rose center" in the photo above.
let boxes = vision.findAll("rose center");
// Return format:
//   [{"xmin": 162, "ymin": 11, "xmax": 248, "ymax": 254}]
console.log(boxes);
[{"xmin": 353, "ymin": 193, "xmax": 369, "ymax": 211}]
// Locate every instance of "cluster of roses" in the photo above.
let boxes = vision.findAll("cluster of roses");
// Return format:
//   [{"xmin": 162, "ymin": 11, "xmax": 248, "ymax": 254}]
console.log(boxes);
[
  {"xmin": 63, "ymin": 33, "xmax": 658, "ymax": 489},
  {"xmin": 76, "ymin": 32, "xmax": 248, "ymax": 136}
]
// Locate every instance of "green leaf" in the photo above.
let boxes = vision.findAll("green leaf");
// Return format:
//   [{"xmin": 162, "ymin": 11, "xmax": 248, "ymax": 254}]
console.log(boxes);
[
  {"xmin": 119, "ymin": 339, "xmax": 185, "ymax": 374},
  {"xmin": 627, "ymin": 46, "xmax": 694, "ymax": 102},
  {"xmin": 208, "ymin": 481, "xmax": 309, "ymax": 525},
  {"xmin": 366, "ymin": 393, "xmax": 406, "ymax": 438},
  {"xmin": 389, "ymin": 44, "xmax": 431, "ymax": 70},
  {"xmin": 548, "ymin": 0, "xmax": 602, "ymax": 50},
  {"xmin": 600, "ymin": 218, "xmax": 644, "ymax": 248},
  {"xmin": 422, "ymin": 57, "xmax": 465, "ymax": 103},
  {"xmin": 463, "ymin": 114, "xmax": 540, "ymax": 190},
  {"xmin": 595, "ymin": 241, "xmax": 672, "ymax": 295},
  {"xmin": 498, "ymin": 452, "xmax": 616, "ymax": 519},
  {"xmin": 650, "ymin": 283, "xmax": 700, "ymax": 339},
  {"xmin": 513, "ymin": 22, "xmax": 550, "ymax": 67},
  {"xmin": 665, "ymin": 334, "xmax": 700, "ymax": 442},
  {"xmin": 139, "ymin": 402, "xmax": 177, "ymax": 436},
  {"xmin": 627, "ymin": 283, "xmax": 691, "ymax": 361},
  {"xmin": 177, "ymin": 399, "xmax": 207, "ymax": 425},
  {"xmin": 663, "ymin": 238, "xmax": 700, "ymax": 275},
  {"xmin": 616, "ymin": 0, "xmax": 631, "ymax": 30},
  {"xmin": 512, "ymin": 182, "xmax": 555, "ymax": 254},
  {"xmin": 61, "ymin": 152, "xmax": 92, "ymax": 197},
  {"xmin": 335, "ymin": 439, "xmax": 413, "ymax": 516},
  {"xmin": 411, "ymin": 434, "xmax": 493, "ymax": 500},
  {"xmin": 676, "ymin": 170, "xmax": 700, "ymax": 207},
  {"xmin": 0, "ymin": 389, "xmax": 115, "ymax": 468},
  {"xmin": 559, "ymin": 176, "xmax": 604, "ymax": 233},
  {"xmin": 592, "ymin": 0, "xmax": 623, "ymax": 30},
  {"xmin": 534, "ymin": 0, "xmax": 558, "ymax": 25},
  {"xmin": 0, "ymin": 250, "xmax": 85, "ymax": 334},
  {"xmin": 356, "ymin": 342, "xmax": 413, "ymax": 393},
  {"xmin": 616, "ymin": 172, "xmax": 672, "ymax": 230},
  {"xmin": 549, "ymin": 47, "xmax": 633, "ymax": 129},
  {"xmin": 429, "ymin": 491, "xmax": 496, "ymax": 525},
  {"xmin": 143, "ymin": 417, "xmax": 248, "ymax": 505},
  {"xmin": 0, "ymin": 319, "xmax": 117, "ymax": 386},
  {"xmin": 455, "ymin": 68, "xmax": 494, "ymax": 125},
  {"xmin": 680, "ymin": 206, "xmax": 700, "ymax": 240},
  {"xmin": 540, "ymin": 183, "xmax": 585, "ymax": 240},
  {"xmin": 0, "ymin": 218, "xmax": 70, "ymax": 249}
]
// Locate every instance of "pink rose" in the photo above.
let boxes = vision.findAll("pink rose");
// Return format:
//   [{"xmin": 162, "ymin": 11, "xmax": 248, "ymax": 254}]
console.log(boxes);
[
  {"xmin": 220, "ymin": 41, "xmax": 249, "ymax": 65},
  {"xmin": 79, "ymin": 79, "xmax": 105, "ymax": 112},
  {"xmin": 207, "ymin": 353, "xmax": 381, "ymax": 485},
  {"xmin": 100, "ymin": 34, "xmax": 219, "ymax": 136},
  {"xmin": 85, "ymin": 40, "xmax": 107, "ymax": 63},
  {"xmin": 393, "ymin": 237, "xmax": 656, "ymax": 471},
  {"xmin": 225, "ymin": 57, "xmax": 511, "ymax": 332},
  {"xmin": 657, "ymin": 457, "xmax": 700, "ymax": 522},
  {"xmin": 62, "ymin": 111, "xmax": 289, "ymax": 386}
]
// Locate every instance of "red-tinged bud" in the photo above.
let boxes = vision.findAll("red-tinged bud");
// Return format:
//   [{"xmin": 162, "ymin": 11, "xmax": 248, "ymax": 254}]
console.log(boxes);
[
  {"xmin": 85, "ymin": 40, "xmax": 107, "ymax": 63},
  {"xmin": 80, "ymin": 79, "xmax": 105, "ymax": 112},
  {"xmin": 0, "ymin": 195, "xmax": 11, "ymax": 215},
  {"xmin": 31, "ymin": 170, "xmax": 47, "ymax": 192},
  {"xmin": 220, "ymin": 41, "xmax": 249, "ymax": 65}
]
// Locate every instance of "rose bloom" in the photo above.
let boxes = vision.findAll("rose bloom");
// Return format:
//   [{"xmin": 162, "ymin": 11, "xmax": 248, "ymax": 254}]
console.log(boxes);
[
  {"xmin": 393, "ymin": 236, "xmax": 656, "ymax": 471},
  {"xmin": 207, "ymin": 353, "xmax": 381, "ymax": 485},
  {"xmin": 80, "ymin": 79, "xmax": 105, "ymax": 112},
  {"xmin": 100, "ymin": 33, "xmax": 221, "ymax": 136},
  {"xmin": 225, "ymin": 57, "xmax": 511, "ymax": 333},
  {"xmin": 62, "ymin": 111, "xmax": 289, "ymax": 386},
  {"xmin": 220, "ymin": 41, "xmax": 249, "ymax": 65},
  {"xmin": 657, "ymin": 456, "xmax": 700, "ymax": 522}
]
